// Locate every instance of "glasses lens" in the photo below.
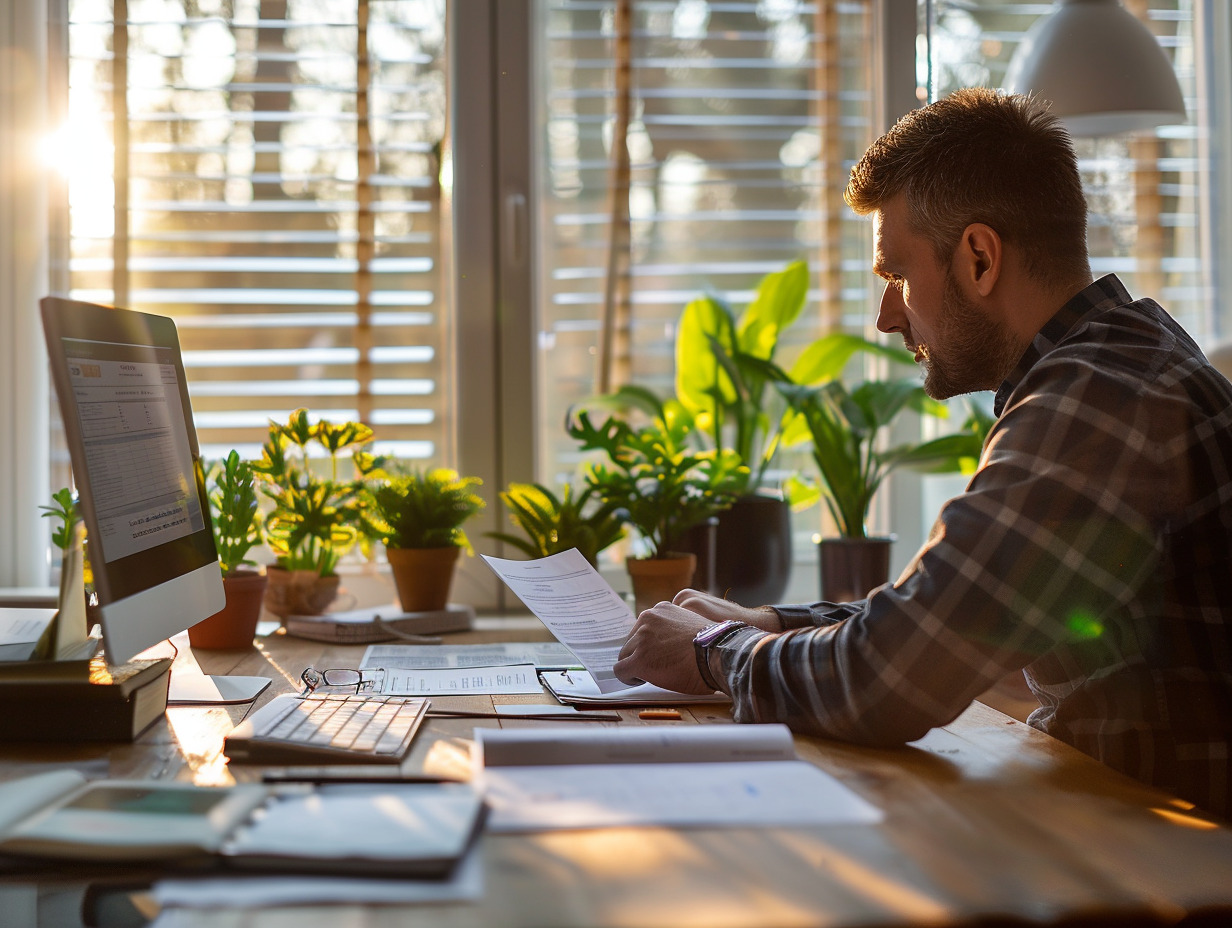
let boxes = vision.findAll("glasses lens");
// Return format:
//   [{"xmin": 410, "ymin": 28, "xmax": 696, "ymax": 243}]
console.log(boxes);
[{"xmin": 320, "ymin": 669, "xmax": 363, "ymax": 688}]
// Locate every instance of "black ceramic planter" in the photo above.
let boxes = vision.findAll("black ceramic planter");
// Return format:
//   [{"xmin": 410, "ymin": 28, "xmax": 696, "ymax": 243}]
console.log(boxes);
[
  {"xmin": 711, "ymin": 494, "xmax": 793, "ymax": 606},
  {"xmin": 816, "ymin": 536, "xmax": 894, "ymax": 603}
]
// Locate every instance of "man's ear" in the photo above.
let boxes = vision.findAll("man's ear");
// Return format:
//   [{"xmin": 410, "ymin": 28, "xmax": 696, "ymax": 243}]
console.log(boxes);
[{"xmin": 955, "ymin": 223, "xmax": 1002, "ymax": 296}]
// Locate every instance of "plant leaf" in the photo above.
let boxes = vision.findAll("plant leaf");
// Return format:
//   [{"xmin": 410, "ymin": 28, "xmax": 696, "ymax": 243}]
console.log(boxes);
[{"xmin": 736, "ymin": 259, "xmax": 808, "ymax": 360}]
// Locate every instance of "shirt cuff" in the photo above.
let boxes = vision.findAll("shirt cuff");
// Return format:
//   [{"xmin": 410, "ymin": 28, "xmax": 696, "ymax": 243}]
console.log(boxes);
[
  {"xmin": 709, "ymin": 625, "xmax": 766, "ymax": 696},
  {"xmin": 766, "ymin": 600, "xmax": 866, "ymax": 630}
]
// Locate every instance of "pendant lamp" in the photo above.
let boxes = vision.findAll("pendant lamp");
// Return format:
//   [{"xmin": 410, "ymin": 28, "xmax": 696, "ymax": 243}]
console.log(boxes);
[{"xmin": 1003, "ymin": 0, "xmax": 1185, "ymax": 136}]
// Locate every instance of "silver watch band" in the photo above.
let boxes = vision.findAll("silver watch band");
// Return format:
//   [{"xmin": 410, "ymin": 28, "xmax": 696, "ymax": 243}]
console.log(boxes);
[{"xmin": 694, "ymin": 621, "xmax": 745, "ymax": 691}]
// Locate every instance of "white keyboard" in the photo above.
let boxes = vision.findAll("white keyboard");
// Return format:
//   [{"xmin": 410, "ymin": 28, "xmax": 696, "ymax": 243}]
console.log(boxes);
[{"xmin": 224, "ymin": 693, "xmax": 430, "ymax": 765}]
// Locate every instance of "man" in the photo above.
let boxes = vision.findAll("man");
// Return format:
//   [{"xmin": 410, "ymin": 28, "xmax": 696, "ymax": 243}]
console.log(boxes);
[{"xmin": 614, "ymin": 87, "xmax": 1232, "ymax": 819}]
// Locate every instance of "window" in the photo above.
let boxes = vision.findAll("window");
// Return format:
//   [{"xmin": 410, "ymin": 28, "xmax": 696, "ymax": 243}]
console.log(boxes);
[
  {"xmin": 5, "ymin": 0, "xmax": 1215, "ymax": 598},
  {"xmin": 60, "ymin": 0, "xmax": 451, "ymax": 481},
  {"xmin": 533, "ymin": 0, "xmax": 882, "ymax": 594}
]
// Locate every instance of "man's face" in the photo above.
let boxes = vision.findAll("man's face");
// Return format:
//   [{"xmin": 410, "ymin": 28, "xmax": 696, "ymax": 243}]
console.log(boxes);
[{"xmin": 872, "ymin": 197, "xmax": 1023, "ymax": 400}]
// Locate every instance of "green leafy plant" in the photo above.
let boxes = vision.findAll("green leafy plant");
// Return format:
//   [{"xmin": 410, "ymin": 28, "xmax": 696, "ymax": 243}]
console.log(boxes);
[
  {"xmin": 566, "ymin": 385, "xmax": 748, "ymax": 559},
  {"xmin": 675, "ymin": 259, "xmax": 815, "ymax": 492},
  {"xmin": 488, "ymin": 482, "xmax": 625, "ymax": 566},
  {"xmin": 40, "ymin": 487, "xmax": 80, "ymax": 553},
  {"xmin": 776, "ymin": 335, "xmax": 993, "ymax": 539},
  {"xmin": 207, "ymin": 450, "xmax": 263, "ymax": 576},
  {"xmin": 371, "ymin": 468, "xmax": 486, "ymax": 552},
  {"xmin": 252, "ymin": 409, "xmax": 387, "ymax": 576}
]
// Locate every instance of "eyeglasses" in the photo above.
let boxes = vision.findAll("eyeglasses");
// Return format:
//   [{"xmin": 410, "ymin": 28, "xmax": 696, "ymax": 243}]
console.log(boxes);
[{"xmin": 299, "ymin": 666, "xmax": 378, "ymax": 696}]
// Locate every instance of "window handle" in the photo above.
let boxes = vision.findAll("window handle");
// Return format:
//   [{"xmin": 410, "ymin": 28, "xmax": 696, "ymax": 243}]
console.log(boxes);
[{"xmin": 504, "ymin": 191, "xmax": 527, "ymax": 267}]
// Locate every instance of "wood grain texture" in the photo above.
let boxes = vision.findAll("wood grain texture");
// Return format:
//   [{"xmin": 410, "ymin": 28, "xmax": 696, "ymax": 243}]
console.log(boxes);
[{"xmin": 2, "ymin": 622, "xmax": 1230, "ymax": 927}]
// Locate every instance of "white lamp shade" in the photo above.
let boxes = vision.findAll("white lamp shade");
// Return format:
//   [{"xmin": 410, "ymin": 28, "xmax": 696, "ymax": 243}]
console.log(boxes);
[{"xmin": 1003, "ymin": 0, "xmax": 1186, "ymax": 137}]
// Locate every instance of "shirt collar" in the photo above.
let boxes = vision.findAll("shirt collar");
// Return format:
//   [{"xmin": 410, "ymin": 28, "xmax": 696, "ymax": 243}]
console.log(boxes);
[{"xmin": 993, "ymin": 274, "xmax": 1133, "ymax": 416}]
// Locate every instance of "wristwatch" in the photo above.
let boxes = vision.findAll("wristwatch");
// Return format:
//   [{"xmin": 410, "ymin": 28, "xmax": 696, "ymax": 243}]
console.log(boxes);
[{"xmin": 693, "ymin": 620, "xmax": 747, "ymax": 692}]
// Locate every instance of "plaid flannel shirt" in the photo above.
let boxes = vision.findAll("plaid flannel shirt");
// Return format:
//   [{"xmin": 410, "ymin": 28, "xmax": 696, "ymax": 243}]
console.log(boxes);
[{"xmin": 714, "ymin": 275, "xmax": 1232, "ymax": 818}]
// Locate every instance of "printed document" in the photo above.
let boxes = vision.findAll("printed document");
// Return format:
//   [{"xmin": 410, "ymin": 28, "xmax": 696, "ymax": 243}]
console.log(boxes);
[
  {"xmin": 359, "ymin": 642, "xmax": 578, "ymax": 671},
  {"xmin": 481, "ymin": 549, "xmax": 634, "ymax": 693},
  {"xmin": 0, "ymin": 610, "xmax": 56, "ymax": 662},
  {"xmin": 477, "ymin": 724, "xmax": 883, "ymax": 832},
  {"xmin": 379, "ymin": 664, "xmax": 543, "ymax": 696}
]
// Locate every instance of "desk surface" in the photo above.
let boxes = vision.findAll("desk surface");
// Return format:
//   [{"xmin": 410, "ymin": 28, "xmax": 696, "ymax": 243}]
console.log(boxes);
[{"xmin": 2, "ymin": 618, "xmax": 1231, "ymax": 927}]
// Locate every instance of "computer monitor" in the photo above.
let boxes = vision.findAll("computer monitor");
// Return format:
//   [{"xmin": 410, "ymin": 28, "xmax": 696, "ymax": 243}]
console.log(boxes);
[{"xmin": 40, "ymin": 296, "xmax": 225, "ymax": 665}]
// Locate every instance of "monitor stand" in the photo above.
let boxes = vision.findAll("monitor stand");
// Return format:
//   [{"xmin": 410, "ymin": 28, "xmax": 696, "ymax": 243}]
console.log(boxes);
[
  {"xmin": 168, "ymin": 667, "xmax": 270, "ymax": 705},
  {"xmin": 151, "ymin": 632, "xmax": 271, "ymax": 706}
]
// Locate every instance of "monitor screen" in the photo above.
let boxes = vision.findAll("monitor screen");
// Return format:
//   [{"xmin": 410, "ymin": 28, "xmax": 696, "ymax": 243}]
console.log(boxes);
[{"xmin": 41, "ymin": 296, "xmax": 224, "ymax": 664}]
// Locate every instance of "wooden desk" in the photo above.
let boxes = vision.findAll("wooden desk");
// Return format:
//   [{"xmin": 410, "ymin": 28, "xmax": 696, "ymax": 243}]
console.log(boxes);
[{"xmin": 3, "ymin": 619, "xmax": 1231, "ymax": 927}]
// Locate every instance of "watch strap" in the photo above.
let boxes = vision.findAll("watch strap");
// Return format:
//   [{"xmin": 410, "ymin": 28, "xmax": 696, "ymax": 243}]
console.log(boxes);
[{"xmin": 693, "ymin": 620, "xmax": 746, "ymax": 692}]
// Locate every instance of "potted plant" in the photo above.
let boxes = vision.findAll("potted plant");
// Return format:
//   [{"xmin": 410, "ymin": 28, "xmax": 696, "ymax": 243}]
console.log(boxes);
[
  {"xmin": 566, "ymin": 386, "xmax": 747, "ymax": 613},
  {"xmin": 777, "ymin": 335, "xmax": 992, "ymax": 601},
  {"xmin": 370, "ymin": 468, "xmax": 485, "ymax": 612},
  {"xmin": 252, "ymin": 409, "xmax": 386, "ymax": 618},
  {"xmin": 488, "ymin": 482, "xmax": 625, "ymax": 568},
  {"xmin": 673, "ymin": 259, "xmax": 819, "ymax": 603},
  {"xmin": 188, "ymin": 450, "xmax": 267, "ymax": 649}
]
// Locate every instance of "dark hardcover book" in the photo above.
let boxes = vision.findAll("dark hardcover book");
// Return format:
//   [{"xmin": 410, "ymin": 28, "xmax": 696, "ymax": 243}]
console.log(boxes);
[{"xmin": 0, "ymin": 656, "xmax": 172, "ymax": 743}]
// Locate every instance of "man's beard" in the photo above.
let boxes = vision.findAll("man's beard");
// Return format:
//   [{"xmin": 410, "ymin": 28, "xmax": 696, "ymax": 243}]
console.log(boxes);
[{"xmin": 914, "ymin": 271, "xmax": 1025, "ymax": 400}]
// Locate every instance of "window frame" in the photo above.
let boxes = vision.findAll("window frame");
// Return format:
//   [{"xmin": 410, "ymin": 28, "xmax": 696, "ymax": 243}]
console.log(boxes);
[{"xmin": 0, "ymin": 0, "xmax": 55, "ymax": 589}]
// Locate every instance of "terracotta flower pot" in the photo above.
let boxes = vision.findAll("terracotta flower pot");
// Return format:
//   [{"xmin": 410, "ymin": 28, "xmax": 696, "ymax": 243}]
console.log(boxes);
[
  {"xmin": 386, "ymin": 546, "xmax": 462, "ymax": 612},
  {"xmin": 188, "ymin": 569, "xmax": 267, "ymax": 649},
  {"xmin": 263, "ymin": 566, "xmax": 342, "ymax": 618},
  {"xmin": 626, "ymin": 553, "xmax": 697, "ymax": 616}
]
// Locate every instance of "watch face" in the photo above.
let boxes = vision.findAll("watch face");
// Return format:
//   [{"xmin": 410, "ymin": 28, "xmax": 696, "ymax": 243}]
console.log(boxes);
[{"xmin": 695, "ymin": 620, "xmax": 741, "ymax": 647}]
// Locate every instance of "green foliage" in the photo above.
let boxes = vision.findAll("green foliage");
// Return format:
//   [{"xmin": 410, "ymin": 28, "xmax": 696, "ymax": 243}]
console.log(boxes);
[
  {"xmin": 40, "ymin": 487, "xmax": 80, "ymax": 553},
  {"xmin": 371, "ymin": 468, "xmax": 486, "ymax": 551},
  {"xmin": 251, "ymin": 409, "xmax": 388, "ymax": 575},
  {"xmin": 207, "ymin": 450, "xmax": 262, "ymax": 576},
  {"xmin": 776, "ymin": 335, "xmax": 992, "ymax": 539},
  {"xmin": 675, "ymin": 260, "xmax": 812, "ymax": 491},
  {"xmin": 489, "ymin": 482, "xmax": 625, "ymax": 566},
  {"xmin": 566, "ymin": 386, "xmax": 748, "ymax": 559}
]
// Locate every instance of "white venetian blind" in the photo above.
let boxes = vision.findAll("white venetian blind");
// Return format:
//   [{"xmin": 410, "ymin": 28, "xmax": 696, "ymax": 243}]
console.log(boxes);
[
  {"xmin": 63, "ymin": 0, "xmax": 450, "ymax": 466},
  {"xmin": 534, "ymin": 0, "xmax": 879, "ymax": 490}
]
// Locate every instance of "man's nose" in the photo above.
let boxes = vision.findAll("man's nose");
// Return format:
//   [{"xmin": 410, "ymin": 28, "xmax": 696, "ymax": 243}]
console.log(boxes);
[{"xmin": 876, "ymin": 281, "xmax": 905, "ymax": 335}]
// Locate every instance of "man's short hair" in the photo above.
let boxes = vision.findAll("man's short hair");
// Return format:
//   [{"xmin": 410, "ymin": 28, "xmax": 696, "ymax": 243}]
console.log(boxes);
[{"xmin": 845, "ymin": 88, "xmax": 1089, "ymax": 283}]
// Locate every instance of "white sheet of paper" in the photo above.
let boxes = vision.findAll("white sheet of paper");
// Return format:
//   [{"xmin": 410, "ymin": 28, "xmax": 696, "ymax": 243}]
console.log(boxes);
[
  {"xmin": 481, "ymin": 760, "xmax": 882, "ymax": 832},
  {"xmin": 359, "ymin": 641, "xmax": 578, "ymax": 671},
  {"xmin": 479, "ymin": 723, "xmax": 797, "ymax": 767},
  {"xmin": 381, "ymin": 664, "xmax": 543, "ymax": 696},
  {"xmin": 477, "ymin": 725, "xmax": 883, "ymax": 831},
  {"xmin": 481, "ymin": 549, "xmax": 634, "ymax": 693},
  {"xmin": 0, "ymin": 610, "xmax": 55, "ymax": 647}
]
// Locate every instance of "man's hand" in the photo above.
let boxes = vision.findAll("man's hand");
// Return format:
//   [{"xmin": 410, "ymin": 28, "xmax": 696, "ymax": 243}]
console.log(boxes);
[
  {"xmin": 671, "ymin": 589, "xmax": 784, "ymax": 632},
  {"xmin": 613, "ymin": 590, "xmax": 780, "ymax": 693},
  {"xmin": 613, "ymin": 601, "xmax": 714, "ymax": 693}
]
